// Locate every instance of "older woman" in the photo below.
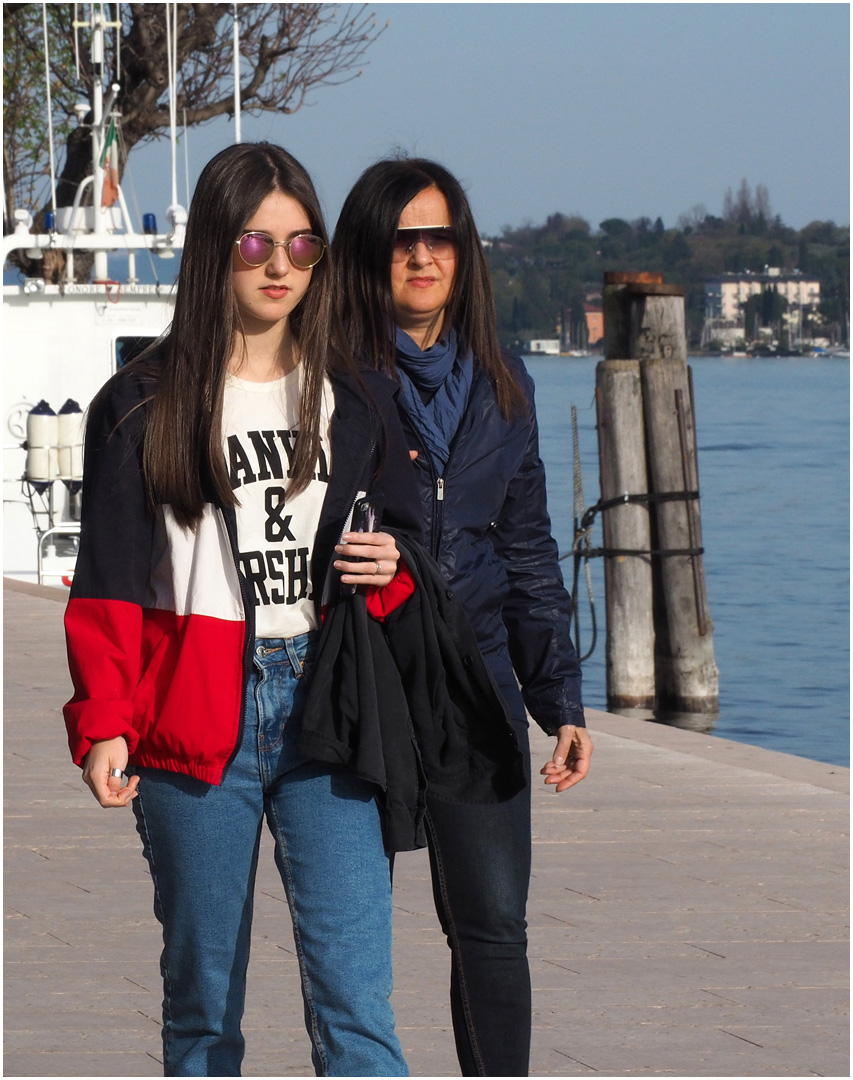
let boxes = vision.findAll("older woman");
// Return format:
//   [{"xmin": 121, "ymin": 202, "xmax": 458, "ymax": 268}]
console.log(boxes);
[{"xmin": 334, "ymin": 157, "xmax": 593, "ymax": 1077}]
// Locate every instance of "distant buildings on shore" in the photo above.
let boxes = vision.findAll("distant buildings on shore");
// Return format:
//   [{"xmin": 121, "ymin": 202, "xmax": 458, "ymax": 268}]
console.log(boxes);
[
  {"xmin": 522, "ymin": 268, "xmax": 833, "ymax": 355},
  {"xmin": 524, "ymin": 302, "xmax": 604, "ymax": 355},
  {"xmin": 584, "ymin": 303, "xmax": 604, "ymax": 345},
  {"xmin": 523, "ymin": 339, "xmax": 562, "ymax": 355},
  {"xmin": 703, "ymin": 267, "xmax": 822, "ymax": 349}
]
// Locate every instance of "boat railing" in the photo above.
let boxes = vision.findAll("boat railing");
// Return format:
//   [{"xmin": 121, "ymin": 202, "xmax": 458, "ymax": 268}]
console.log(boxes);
[
  {"xmin": 3, "ymin": 208, "xmax": 185, "ymax": 264},
  {"xmin": 37, "ymin": 524, "xmax": 81, "ymax": 589}
]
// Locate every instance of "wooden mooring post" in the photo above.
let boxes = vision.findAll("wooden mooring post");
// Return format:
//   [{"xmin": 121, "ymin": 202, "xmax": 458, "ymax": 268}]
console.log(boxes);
[{"xmin": 597, "ymin": 272, "xmax": 719, "ymax": 714}]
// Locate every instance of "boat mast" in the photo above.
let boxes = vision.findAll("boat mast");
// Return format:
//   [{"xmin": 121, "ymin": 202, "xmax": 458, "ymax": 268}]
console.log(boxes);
[
  {"xmin": 74, "ymin": 5, "xmax": 122, "ymax": 281},
  {"xmin": 41, "ymin": 4, "xmax": 60, "ymax": 223},
  {"xmin": 233, "ymin": 3, "xmax": 242, "ymax": 143},
  {"xmin": 3, "ymin": 3, "xmax": 185, "ymax": 277}
]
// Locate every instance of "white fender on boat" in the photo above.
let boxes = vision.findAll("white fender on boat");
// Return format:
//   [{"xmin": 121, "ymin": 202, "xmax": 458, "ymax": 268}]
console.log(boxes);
[
  {"xmin": 25, "ymin": 401, "xmax": 59, "ymax": 491},
  {"xmin": 57, "ymin": 399, "xmax": 84, "ymax": 491}
]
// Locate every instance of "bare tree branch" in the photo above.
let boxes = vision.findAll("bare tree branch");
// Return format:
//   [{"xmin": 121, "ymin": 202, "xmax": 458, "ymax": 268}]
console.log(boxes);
[{"xmin": 4, "ymin": 3, "xmax": 384, "ymax": 233}]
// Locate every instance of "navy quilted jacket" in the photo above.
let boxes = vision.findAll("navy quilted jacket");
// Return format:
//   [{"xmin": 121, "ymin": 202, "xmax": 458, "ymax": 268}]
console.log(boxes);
[{"xmin": 398, "ymin": 350, "xmax": 584, "ymax": 734}]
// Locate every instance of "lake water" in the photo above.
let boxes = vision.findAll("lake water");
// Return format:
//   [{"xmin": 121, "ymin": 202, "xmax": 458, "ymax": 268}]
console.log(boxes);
[{"xmin": 526, "ymin": 355, "xmax": 850, "ymax": 769}]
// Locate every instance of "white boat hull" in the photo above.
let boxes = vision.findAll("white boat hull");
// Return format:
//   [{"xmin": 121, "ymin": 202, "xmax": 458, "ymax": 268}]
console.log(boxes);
[{"xmin": 3, "ymin": 283, "xmax": 175, "ymax": 583}]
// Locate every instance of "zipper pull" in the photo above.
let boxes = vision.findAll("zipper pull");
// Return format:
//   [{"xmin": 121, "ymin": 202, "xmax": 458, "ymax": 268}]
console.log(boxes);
[{"xmin": 436, "ymin": 477, "xmax": 445, "ymax": 501}]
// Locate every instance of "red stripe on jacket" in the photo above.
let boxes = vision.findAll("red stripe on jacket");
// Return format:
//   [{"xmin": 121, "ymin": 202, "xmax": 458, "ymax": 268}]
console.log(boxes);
[{"xmin": 64, "ymin": 598, "xmax": 245, "ymax": 784}]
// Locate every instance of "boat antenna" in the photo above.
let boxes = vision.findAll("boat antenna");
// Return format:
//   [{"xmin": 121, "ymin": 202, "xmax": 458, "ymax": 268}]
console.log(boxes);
[
  {"xmin": 165, "ymin": 2, "xmax": 179, "ymax": 212},
  {"xmin": 114, "ymin": 1, "xmax": 121, "ymax": 82},
  {"xmin": 73, "ymin": 2, "xmax": 80, "ymax": 79},
  {"xmin": 233, "ymin": 3, "xmax": 242, "ymax": 144},
  {"xmin": 42, "ymin": 2, "xmax": 59, "ymax": 222},
  {"xmin": 183, "ymin": 108, "xmax": 190, "ymax": 208}
]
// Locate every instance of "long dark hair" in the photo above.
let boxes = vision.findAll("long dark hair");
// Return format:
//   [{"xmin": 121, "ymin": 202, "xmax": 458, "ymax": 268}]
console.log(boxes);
[
  {"xmin": 333, "ymin": 156, "xmax": 524, "ymax": 416},
  {"xmin": 143, "ymin": 142, "xmax": 351, "ymax": 529}
]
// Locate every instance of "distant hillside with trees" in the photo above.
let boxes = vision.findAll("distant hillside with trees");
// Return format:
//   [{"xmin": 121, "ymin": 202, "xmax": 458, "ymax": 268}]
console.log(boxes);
[{"xmin": 485, "ymin": 180, "xmax": 849, "ymax": 350}]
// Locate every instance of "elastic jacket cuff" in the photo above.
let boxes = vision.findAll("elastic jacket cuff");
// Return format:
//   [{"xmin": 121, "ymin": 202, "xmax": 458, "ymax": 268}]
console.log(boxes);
[{"xmin": 364, "ymin": 561, "xmax": 416, "ymax": 621}]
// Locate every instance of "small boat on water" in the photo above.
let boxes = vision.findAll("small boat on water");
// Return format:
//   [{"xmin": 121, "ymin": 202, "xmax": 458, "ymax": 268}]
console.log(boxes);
[{"xmin": 3, "ymin": 9, "xmax": 184, "ymax": 586}]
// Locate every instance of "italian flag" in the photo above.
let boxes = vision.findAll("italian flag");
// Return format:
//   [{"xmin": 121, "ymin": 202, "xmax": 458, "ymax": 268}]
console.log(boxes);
[{"xmin": 100, "ymin": 118, "xmax": 119, "ymax": 208}]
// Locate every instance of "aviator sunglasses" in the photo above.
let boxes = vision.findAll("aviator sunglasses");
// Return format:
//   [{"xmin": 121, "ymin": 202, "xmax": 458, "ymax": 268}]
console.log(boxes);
[
  {"xmin": 235, "ymin": 230, "xmax": 326, "ymax": 269},
  {"xmin": 392, "ymin": 226, "xmax": 457, "ymax": 263}
]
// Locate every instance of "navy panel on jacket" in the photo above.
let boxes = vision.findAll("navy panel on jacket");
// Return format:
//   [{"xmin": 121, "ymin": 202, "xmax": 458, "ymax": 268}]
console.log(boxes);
[{"xmin": 399, "ymin": 351, "xmax": 584, "ymax": 735}]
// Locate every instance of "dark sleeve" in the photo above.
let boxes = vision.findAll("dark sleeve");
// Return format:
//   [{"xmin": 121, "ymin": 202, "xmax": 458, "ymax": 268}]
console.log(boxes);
[
  {"xmin": 489, "ymin": 377, "xmax": 585, "ymax": 734},
  {"xmin": 63, "ymin": 373, "xmax": 156, "ymax": 764},
  {"xmin": 70, "ymin": 373, "xmax": 156, "ymax": 603}
]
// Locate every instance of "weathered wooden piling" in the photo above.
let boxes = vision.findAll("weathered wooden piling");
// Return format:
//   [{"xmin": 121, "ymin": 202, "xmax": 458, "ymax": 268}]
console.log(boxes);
[
  {"xmin": 594, "ymin": 361, "xmax": 655, "ymax": 709},
  {"xmin": 597, "ymin": 272, "xmax": 719, "ymax": 714}
]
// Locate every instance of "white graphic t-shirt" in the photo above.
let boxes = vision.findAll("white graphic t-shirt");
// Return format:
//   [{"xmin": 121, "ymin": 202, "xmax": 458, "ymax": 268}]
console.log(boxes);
[{"xmin": 222, "ymin": 367, "xmax": 333, "ymax": 638}]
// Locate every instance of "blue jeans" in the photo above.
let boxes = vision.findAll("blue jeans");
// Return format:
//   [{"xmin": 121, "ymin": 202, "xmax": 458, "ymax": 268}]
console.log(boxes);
[
  {"xmin": 131, "ymin": 633, "xmax": 408, "ymax": 1077},
  {"xmin": 424, "ymin": 717, "xmax": 532, "ymax": 1077}
]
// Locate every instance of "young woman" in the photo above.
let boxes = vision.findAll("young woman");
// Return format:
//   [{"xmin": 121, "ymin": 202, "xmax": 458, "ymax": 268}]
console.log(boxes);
[
  {"xmin": 334, "ymin": 157, "xmax": 594, "ymax": 1077},
  {"xmin": 63, "ymin": 143, "xmax": 418, "ymax": 1078}
]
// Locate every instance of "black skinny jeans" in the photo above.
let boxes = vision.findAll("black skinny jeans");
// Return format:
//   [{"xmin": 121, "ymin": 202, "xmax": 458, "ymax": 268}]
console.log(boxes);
[{"xmin": 424, "ymin": 719, "xmax": 532, "ymax": 1077}]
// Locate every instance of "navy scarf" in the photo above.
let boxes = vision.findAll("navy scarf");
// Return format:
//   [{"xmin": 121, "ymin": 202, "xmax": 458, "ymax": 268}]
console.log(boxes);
[{"xmin": 395, "ymin": 327, "xmax": 473, "ymax": 473}]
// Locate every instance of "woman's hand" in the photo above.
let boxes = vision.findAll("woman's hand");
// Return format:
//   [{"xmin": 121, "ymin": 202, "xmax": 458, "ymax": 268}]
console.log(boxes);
[
  {"xmin": 334, "ymin": 531, "xmax": 401, "ymax": 587},
  {"xmin": 540, "ymin": 724, "xmax": 593, "ymax": 793},
  {"xmin": 81, "ymin": 736, "xmax": 139, "ymax": 808}
]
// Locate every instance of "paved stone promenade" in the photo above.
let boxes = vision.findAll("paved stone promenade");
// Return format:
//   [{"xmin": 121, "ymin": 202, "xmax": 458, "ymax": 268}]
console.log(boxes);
[{"xmin": 4, "ymin": 578, "xmax": 849, "ymax": 1078}]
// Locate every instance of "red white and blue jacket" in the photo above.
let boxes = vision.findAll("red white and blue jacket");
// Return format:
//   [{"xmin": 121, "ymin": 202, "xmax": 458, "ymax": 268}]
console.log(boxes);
[{"xmin": 63, "ymin": 355, "xmax": 422, "ymax": 784}]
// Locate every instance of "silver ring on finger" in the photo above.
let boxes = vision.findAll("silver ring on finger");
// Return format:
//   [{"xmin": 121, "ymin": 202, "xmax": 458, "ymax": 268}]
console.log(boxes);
[
  {"xmin": 109, "ymin": 768, "xmax": 124, "ymax": 779},
  {"xmin": 375, "ymin": 560, "xmax": 382, "ymax": 575}
]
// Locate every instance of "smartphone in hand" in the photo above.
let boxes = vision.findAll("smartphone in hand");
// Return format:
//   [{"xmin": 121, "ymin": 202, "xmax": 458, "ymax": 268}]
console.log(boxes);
[
  {"xmin": 350, "ymin": 496, "xmax": 381, "ymax": 537},
  {"xmin": 340, "ymin": 495, "xmax": 384, "ymax": 595}
]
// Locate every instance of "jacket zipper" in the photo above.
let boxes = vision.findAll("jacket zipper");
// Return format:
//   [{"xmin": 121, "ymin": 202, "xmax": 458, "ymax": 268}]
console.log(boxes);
[
  {"xmin": 407, "ymin": 427, "xmax": 446, "ymax": 561},
  {"xmin": 411, "ymin": 365, "xmax": 485, "ymax": 559},
  {"xmin": 220, "ymin": 504, "xmax": 256, "ymax": 777},
  {"xmin": 429, "ymin": 469, "xmax": 446, "ymax": 560}
]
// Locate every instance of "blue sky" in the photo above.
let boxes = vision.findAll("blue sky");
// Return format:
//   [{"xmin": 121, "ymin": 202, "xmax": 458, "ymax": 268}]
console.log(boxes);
[{"xmin": 124, "ymin": 2, "xmax": 850, "ymax": 240}]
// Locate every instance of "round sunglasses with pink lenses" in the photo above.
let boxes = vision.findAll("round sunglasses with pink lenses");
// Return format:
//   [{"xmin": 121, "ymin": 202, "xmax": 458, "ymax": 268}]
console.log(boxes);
[{"xmin": 235, "ymin": 231, "xmax": 325, "ymax": 269}]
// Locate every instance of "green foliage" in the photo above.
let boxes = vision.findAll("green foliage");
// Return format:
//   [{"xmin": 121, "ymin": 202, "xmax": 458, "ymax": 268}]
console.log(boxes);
[
  {"xmin": 599, "ymin": 217, "xmax": 632, "ymax": 239},
  {"xmin": 3, "ymin": 4, "xmax": 77, "ymax": 214},
  {"xmin": 3, "ymin": 2, "xmax": 383, "ymax": 229},
  {"xmin": 486, "ymin": 208, "xmax": 849, "ymax": 348},
  {"xmin": 742, "ymin": 289, "xmax": 789, "ymax": 340}
]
